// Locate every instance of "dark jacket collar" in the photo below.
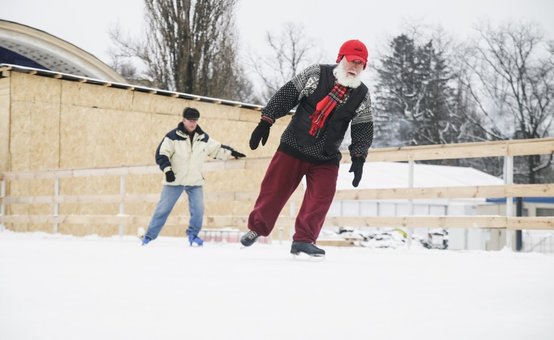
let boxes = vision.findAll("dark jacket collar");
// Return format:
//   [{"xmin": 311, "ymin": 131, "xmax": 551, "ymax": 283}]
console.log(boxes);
[{"xmin": 177, "ymin": 122, "xmax": 205, "ymax": 138}]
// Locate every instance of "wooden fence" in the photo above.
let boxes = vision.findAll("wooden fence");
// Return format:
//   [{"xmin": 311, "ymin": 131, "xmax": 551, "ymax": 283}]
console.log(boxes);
[{"xmin": 1, "ymin": 138, "xmax": 553, "ymax": 242}]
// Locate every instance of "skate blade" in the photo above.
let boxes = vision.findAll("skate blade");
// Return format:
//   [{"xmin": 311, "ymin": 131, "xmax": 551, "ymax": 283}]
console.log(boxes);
[{"xmin": 291, "ymin": 252, "xmax": 325, "ymax": 261}]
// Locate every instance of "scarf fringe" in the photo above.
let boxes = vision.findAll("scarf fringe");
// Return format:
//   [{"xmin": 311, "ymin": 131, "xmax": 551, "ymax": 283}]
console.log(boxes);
[{"xmin": 308, "ymin": 83, "xmax": 349, "ymax": 136}]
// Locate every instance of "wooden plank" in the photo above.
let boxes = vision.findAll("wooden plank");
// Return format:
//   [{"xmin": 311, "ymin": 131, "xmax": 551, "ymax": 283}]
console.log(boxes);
[
  {"xmin": 0, "ymin": 214, "xmax": 248, "ymax": 227},
  {"xmin": 504, "ymin": 184, "xmax": 554, "ymax": 197},
  {"xmin": 345, "ymin": 137, "xmax": 554, "ymax": 162},
  {"xmin": 334, "ymin": 184, "xmax": 554, "ymax": 200},
  {"xmin": 3, "ymin": 191, "xmax": 287, "ymax": 205},
  {"xmin": 5, "ymin": 196, "xmax": 57, "ymax": 204},
  {"xmin": 4, "ymin": 194, "xmax": 161, "ymax": 204},
  {"xmin": 2, "ymin": 214, "xmax": 553, "ymax": 230},
  {"xmin": 1, "ymin": 159, "xmax": 272, "ymax": 180},
  {"xmin": 507, "ymin": 217, "xmax": 554, "ymax": 230},
  {"xmin": 322, "ymin": 216, "xmax": 507, "ymax": 229},
  {"xmin": 507, "ymin": 139, "xmax": 554, "ymax": 156}
]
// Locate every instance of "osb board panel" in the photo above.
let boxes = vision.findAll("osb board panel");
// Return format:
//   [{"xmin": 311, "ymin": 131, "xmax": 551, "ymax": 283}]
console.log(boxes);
[
  {"xmin": 129, "ymin": 91, "xmax": 185, "ymax": 114},
  {"xmin": 237, "ymin": 107, "xmax": 262, "ymax": 122},
  {"xmin": 204, "ymin": 168, "xmax": 265, "ymax": 192},
  {"xmin": 61, "ymin": 177, "xmax": 118, "ymax": 195},
  {"xmin": 126, "ymin": 202, "xmax": 158, "ymax": 216},
  {"xmin": 158, "ymin": 224, "xmax": 188, "ymax": 237},
  {"xmin": 9, "ymin": 178, "xmax": 55, "ymax": 195},
  {"xmin": 203, "ymin": 104, "xmax": 242, "ymax": 121},
  {"xmin": 6, "ymin": 224, "xmax": 52, "ymax": 233},
  {"xmin": 58, "ymin": 224, "xmax": 119, "ymax": 237},
  {"xmin": 30, "ymin": 103, "xmax": 60, "ymax": 169},
  {"xmin": 206, "ymin": 202, "xmax": 250, "ymax": 217},
  {"xmin": 61, "ymin": 81, "xmax": 134, "ymax": 111},
  {"xmin": 58, "ymin": 104, "xmax": 271, "ymax": 168},
  {"xmin": 0, "ymin": 77, "xmax": 10, "ymax": 171},
  {"xmin": 7, "ymin": 202, "xmax": 49, "ymax": 215},
  {"xmin": 11, "ymin": 72, "xmax": 61, "ymax": 103},
  {"xmin": 61, "ymin": 203, "xmax": 119, "ymax": 215},
  {"xmin": 183, "ymin": 102, "xmax": 242, "ymax": 121},
  {"xmin": 6, "ymin": 74, "xmax": 299, "ymax": 236},
  {"xmin": 9, "ymin": 100, "xmax": 61, "ymax": 170},
  {"xmin": 5, "ymin": 203, "xmax": 51, "ymax": 234},
  {"xmin": 60, "ymin": 106, "xmax": 160, "ymax": 168},
  {"xmin": 126, "ymin": 174, "xmax": 163, "ymax": 193}
]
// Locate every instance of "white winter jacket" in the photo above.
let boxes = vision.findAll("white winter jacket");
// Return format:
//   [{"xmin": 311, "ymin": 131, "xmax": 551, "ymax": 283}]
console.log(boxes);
[{"xmin": 156, "ymin": 123, "xmax": 235, "ymax": 186}]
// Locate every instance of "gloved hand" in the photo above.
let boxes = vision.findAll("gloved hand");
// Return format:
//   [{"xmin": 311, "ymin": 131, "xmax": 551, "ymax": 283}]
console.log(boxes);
[
  {"xmin": 349, "ymin": 156, "xmax": 365, "ymax": 187},
  {"xmin": 249, "ymin": 119, "xmax": 272, "ymax": 150},
  {"xmin": 231, "ymin": 150, "xmax": 246, "ymax": 159},
  {"xmin": 165, "ymin": 170, "xmax": 176, "ymax": 183}
]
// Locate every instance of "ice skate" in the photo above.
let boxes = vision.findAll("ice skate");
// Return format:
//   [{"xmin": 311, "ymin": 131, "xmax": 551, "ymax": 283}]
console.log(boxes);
[
  {"xmin": 240, "ymin": 230, "xmax": 259, "ymax": 248},
  {"xmin": 137, "ymin": 227, "xmax": 151, "ymax": 246},
  {"xmin": 188, "ymin": 234, "xmax": 204, "ymax": 247},
  {"xmin": 137, "ymin": 227, "xmax": 145, "ymax": 240},
  {"xmin": 290, "ymin": 241, "xmax": 325, "ymax": 257}
]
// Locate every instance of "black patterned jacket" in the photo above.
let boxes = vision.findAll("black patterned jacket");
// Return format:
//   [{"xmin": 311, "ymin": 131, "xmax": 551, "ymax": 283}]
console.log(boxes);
[{"xmin": 261, "ymin": 64, "xmax": 374, "ymax": 165}]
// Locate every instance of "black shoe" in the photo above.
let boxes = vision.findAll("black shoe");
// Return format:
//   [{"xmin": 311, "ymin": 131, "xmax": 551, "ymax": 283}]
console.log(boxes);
[
  {"xmin": 290, "ymin": 241, "xmax": 325, "ymax": 257},
  {"xmin": 240, "ymin": 230, "xmax": 259, "ymax": 247}
]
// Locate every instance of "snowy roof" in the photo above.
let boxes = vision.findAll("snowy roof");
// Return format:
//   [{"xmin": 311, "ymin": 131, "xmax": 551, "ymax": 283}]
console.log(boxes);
[{"xmin": 335, "ymin": 161, "xmax": 503, "ymax": 190}]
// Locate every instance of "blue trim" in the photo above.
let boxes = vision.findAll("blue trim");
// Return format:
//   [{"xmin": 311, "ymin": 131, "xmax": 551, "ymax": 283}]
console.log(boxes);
[
  {"xmin": 0, "ymin": 47, "xmax": 48, "ymax": 70},
  {"xmin": 486, "ymin": 197, "xmax": 554, "ymax": 204}
]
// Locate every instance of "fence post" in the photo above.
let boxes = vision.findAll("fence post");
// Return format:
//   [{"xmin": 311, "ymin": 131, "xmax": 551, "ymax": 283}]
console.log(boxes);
[
  {"xmin": 504, "ymin": 155, "xmax": 514, "ymax": 250},
  {"xmin": 515, "ymin": 197, "xmax": 523, "ymax": 251},
  {"xmin": 0, "ymin": 176, "xmax": 5, "ymax": 232},
  {"xmin": 407, "ymin": 159, "xmax": 415, "ymax": 247},
  {"xmin": 118, "ymin": 175, "xmax": 126, "ymax": 238},
  {"xmin": 53, "ymin": 177, "xmax": 59, "ymax": 234}
]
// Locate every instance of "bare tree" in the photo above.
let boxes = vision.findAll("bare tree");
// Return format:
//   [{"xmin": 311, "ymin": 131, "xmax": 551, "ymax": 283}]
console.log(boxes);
[
  {"xmin": 110, "ymin": 0, "xmax": 251, "ymax": 101},
  {"xmin": 248, "ymin": 23, "xmax": 323, "ymax": 104},
  {"xmin": 459, "ymin": 21, "xmax": 554, "ymax": 183}
]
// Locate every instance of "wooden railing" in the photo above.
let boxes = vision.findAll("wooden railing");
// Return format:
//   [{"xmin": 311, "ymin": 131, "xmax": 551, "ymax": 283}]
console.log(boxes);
[{"xmin": 1, "ymin": 138, "xmax": 553, "ymax": 239}]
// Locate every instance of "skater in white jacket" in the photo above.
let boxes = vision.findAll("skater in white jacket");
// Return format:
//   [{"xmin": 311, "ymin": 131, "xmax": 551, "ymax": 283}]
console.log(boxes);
[{"xmin": 141, "ymin": 107, "xmax": 246, "ymax": 246}]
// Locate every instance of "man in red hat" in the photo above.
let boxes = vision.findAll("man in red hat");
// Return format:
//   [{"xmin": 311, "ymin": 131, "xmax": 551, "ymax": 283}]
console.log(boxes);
[{"xmin": 241, "ymin": 39, "xmax": 374, "ymax": 257}]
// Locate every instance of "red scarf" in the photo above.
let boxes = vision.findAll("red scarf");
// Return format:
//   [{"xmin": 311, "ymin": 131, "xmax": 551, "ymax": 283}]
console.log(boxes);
[{"xmin": 308, "ymin": 83, "xmax": 349, "ymax": 136}]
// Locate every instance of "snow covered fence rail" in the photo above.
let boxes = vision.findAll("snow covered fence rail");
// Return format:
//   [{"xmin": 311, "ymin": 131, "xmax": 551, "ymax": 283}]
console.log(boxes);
[{"xmin": 0, "ymin": 138, "xmax": 553, "ymax": 241}]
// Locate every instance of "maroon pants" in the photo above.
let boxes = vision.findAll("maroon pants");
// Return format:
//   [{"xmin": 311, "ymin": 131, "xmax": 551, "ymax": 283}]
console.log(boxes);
[{"xmin": 248, "ymin": 151, "xmax": 338, "ymax": 243}]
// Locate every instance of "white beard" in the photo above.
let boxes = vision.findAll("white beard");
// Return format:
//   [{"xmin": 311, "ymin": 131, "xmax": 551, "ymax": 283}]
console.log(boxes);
[{"xmin": 333, "ymin": 59, "xmax": 363, "ymax": 88}]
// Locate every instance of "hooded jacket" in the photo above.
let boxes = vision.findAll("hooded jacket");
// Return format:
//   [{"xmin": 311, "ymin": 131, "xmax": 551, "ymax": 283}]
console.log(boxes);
[{"xmin": 156, "ymin": 123, "xmax": 235, "ymax": 186}]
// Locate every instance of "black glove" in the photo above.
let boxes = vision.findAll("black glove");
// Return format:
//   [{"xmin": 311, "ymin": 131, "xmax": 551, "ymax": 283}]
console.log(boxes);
[
  {"xmin": 231, "ymin": 150, "xmax": 246, "ymax": 159},
  {"xmin": 349, "ymin": 156, "xmax": 365, "ymax": 187},
  {"xmin": 165, "ymin": 170, "xmax": 176, "ymax": 183},
  {"xmin": 249, "ymin": 119, "xmax": 272, "ymax": 150}
]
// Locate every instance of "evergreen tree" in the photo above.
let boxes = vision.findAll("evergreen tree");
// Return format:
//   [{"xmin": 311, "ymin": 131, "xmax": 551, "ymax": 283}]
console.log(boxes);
[
  {"xmin": 412, "ymin": 40, "xmax": 457, "ymax": 146},
  {"xmin": 375, "ymin": 35, "xmax": 458, "ymax": 148},
  {"xmin": 374, "ymin": 34, "xmax": 418, "ymax": 147}
]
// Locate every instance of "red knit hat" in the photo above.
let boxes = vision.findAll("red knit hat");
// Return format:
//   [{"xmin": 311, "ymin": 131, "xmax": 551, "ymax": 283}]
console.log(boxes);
[{"xmin": 336, "ymin": 39, "xmax": 368, "ymax": 67}]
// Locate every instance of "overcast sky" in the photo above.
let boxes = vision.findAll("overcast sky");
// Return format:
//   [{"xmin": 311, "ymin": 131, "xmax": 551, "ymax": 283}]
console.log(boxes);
[{"xmin": 2, "ymin": 0, "xmax": 554, "ymax": 66}]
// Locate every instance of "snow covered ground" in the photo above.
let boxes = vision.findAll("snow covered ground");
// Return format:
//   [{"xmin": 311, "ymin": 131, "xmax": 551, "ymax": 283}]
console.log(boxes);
[{"xmin": 1, "ymin": 231, "xmax": 553, "ymax": 340}]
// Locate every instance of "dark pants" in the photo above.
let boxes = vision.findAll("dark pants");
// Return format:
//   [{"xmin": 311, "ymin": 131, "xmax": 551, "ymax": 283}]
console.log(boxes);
[{"xmin": 248, "ymin": 151, "xmax": 338, "ymax": 243}]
